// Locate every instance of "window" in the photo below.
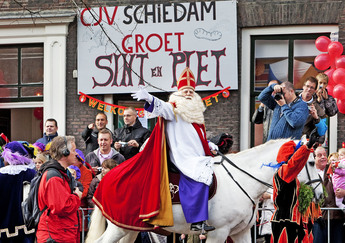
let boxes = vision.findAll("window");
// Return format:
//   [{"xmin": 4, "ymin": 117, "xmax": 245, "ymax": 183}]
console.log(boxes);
[
  {"xmin": 250, "ymin": 34, "xmax": 329, "ymax": 146},
  {"xmin": 0, "ymin": 44, "xmax": 43, "ymax": 102}
]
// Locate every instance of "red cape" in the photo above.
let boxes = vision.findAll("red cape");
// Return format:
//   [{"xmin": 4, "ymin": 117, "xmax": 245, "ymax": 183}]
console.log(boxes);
[{"xmin": 93, "ymin": 118, "xmax": 173, "ymax": 231}]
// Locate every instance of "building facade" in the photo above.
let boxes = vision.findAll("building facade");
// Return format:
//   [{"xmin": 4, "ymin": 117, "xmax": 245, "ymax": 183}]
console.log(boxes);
[{"xmin": 0, "ymin": 0, "xmax": 344, "ymax": 153}]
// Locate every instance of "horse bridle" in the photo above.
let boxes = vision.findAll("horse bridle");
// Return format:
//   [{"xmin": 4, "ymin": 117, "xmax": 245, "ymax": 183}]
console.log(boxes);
[
  {"xmin": 214, "ymin": 151, "xmax": 272, "ymax": 224},
  {"xmin": 303, "ymin": 162, "xmax": 322, "ymax": 199}
]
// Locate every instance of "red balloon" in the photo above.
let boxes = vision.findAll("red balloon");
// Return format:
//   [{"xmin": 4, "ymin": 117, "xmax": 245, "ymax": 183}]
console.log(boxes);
[
  {"xmin": 315, "ymin": 36, "xmax": 331, "ymax": 52},
  {"xmin": 333, "ymin": 68, "xmax": 345, "ymax": 84},
  {"xmin": 325, "ymin": 68, "xmax": 335, "ymax": 85},
  {"xmin": 333, "ymin": 83, "xmax": 345, "ymax": 100},
  {"xmin": 336, "ymin": 55, "xmax": 345, "ymax": 69},
  {"xmin": 328, "ymin": 41, "xmax": 344, "ymax": 57},
  {"xmin": 33, "ymin": 107, "xmax": 43, "ymax": 120},
  {"xmin": 327, "ymin": 84, "xmax": 334, "ymax": 96},
  {"xmin": 337, "ymin": 99, "xmax": 345, "ymax": 114},
  {"xmin": 314, "ymin": 53, "xmax": 331, "ymax": 70}
]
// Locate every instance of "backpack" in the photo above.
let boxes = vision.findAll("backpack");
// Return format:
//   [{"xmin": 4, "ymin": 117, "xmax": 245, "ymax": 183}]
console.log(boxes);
[{"xmin": 21, "ymin": 170, "xmax": 48, "ymax": 231}]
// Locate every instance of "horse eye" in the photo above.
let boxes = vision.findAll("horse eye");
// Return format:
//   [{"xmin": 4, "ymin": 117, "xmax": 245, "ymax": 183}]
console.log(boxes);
[{"xmin": 308, "ymin": 161, "xmax": 315, "ymax": 166}]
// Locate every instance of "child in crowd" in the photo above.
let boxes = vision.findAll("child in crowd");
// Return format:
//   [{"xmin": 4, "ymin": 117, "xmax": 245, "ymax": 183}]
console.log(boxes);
[
  {"xmin": 315, "ymin": 73, "xmax": 338, "ymax": 117},
  {"xmin": 33, "ymin": 153, "xmax": 47, "ymax": 171},
  {"xmin": 328, "ymin": 152, "xmax": 338, "ymax": 164},
  {"xmin": 87, "ymin": 158, "xmax": 118, "ymax": 208},
  {"xmin": 68, "ymin": 165, "xmax": 84, "ymax": 192},
  {"xmin": 330, "ymin": 149, "xmax": 345, "ymax": 209}
]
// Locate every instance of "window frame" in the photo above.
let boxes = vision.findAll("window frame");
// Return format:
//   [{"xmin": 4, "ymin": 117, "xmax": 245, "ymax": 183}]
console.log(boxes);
[{"xmin": 0, "ymin": 43, "xmax": 44, "ymax": 103}]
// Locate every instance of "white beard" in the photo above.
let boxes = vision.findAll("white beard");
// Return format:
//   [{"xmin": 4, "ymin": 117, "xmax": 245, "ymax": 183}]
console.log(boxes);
[{"xmin": 168, "ymin": 91, "xmax": 206, "ymax": 124}]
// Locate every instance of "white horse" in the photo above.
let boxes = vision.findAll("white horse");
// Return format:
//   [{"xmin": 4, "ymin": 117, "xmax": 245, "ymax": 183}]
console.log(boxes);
[{"xmin": 86, "ymin": 139, "xmax": 323, "ymax": 243}]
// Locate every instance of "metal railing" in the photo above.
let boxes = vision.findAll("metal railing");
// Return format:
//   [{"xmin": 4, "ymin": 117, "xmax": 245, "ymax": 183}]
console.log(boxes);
[
  {"xmin": 253, "ymin": 207, "xmax": 344, "ymax": 243},
  {"xmin": 79, "ymin": 207, "xmax": 344, "ymax": 243}
]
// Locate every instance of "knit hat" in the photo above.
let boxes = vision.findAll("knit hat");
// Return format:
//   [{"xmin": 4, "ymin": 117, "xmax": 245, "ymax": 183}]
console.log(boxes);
[
  {"xmin": 33, "ymin": 142, "xmax": 45, "ymax": 153},
  {"xmin": 68, "ymin": 165, "xmax": 81, "ymax": 179},
  {"xmin": 75, "ymin": 149, "xmax": 85, "ymax": 164},
  {"xmin": 177, "ymin": 67, "xmax": 196, "ymax": 91},
  {"xmin": 2, "ymin": 141, "xmax": 33, "ymax": 165},
  {"xmin": 276, "ymin": 141, "xmax": 296, "ymax": 163}
]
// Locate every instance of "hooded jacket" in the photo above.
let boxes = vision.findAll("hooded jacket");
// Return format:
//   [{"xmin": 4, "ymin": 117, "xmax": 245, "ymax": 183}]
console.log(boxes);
[
  {"xmin": 35, "ymin": 132, "xmax": 58, "ymax": 145},
  {"xmin": 36, "ymin": 160, "xmax": 81, "ymax": 243},
  {"xmin": 85, "ymin": 148, "xmax": 125, "ymax": 168}
]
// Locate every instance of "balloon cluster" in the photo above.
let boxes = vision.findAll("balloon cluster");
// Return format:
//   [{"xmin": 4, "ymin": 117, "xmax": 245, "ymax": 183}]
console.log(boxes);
[{"xmin": 314, "ymin": 36, "xmax": 345, "ymax": 113}]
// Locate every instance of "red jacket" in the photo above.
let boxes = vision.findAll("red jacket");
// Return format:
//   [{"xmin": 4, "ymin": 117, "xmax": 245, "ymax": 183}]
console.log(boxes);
[{"xmin": 36, "ymin": 162, "xmax": 81, "ymax": 243}]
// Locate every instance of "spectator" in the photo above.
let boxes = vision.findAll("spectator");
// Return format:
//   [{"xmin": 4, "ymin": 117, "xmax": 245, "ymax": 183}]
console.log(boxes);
[
  {"xmin": 67, "ymin": 165, "xmax": 84, "ymax": 192},
  {"xmin": 34, "ymin": 153, "xmax": 48, "ymax": 171},
  {"xmin": 114, "ymin": 106, "xmax": 151, "ymax": 160},
  {"xmin": 258, "ymin": 81, "xmax": 309, "ymax": 140},
  {"xmin": 252, "ymin": 80, "xmax": 279, "ymax": 143},
  {"xmin": 313, "ymin": 146, "xmax": 345, "ymax": 243},
  {"xmin": 87, "ymin": 158, "xmax": 118, "ymax": 208},
  {"xmin": 36, "ymin": 118, "xmax": 59, "ymax": 145},
  {"xmin": 82, "ymin": 113, "xmax": 115, "ymax": 155},
  {"xmin": 85, "ymin": 129, "xmax": 125, "ymax": 174},
  {"xmin": 315, "ymin": 73, "xmax": 338, "ymax": 117},
  {"xmin": 73, "ymin": 149, "xmax": 92, "ymax": 207},
  {"xmin": 329, "ymin": 157, "xmax": 345, "ymax": 209},
  {"xmin": 258, "ymin": 189, "xmax": 274, "ymax": 243},
  {"xmin": 328, "ymin": 152, "xmax": 339, "ymax": 164},
  {"xmin": 338, "ymin": 147, "xmax": 345, "ymax": 160},
  {"xmin": 0, "ymin": 141, "xmax": 36, "ymax": 243},
  {"xmin": 299, "ymin": 77, "xmax": 327, "ymax": 140},
  {"xmin": 36, "ymin": 136, "xmax": 82, "ymax": 243}
]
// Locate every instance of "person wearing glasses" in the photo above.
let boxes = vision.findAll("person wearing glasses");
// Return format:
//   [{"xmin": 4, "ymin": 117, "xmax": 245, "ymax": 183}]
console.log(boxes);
[{"xmin": 299, "ymin": 77, "xmax": 328, "ymax": 142}]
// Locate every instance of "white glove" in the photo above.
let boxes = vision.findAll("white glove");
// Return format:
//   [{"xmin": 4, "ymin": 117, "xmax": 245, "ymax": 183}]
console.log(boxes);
[
  {"xmin": 208, "ymin": 141, "xmax": 218, "ymax": 151},
  {"xmin": 131, "ymin": 87, "xmax": 153, "ymax": 103}
]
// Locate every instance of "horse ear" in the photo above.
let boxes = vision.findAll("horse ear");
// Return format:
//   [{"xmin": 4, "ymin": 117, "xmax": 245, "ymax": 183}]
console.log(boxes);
[{"xmin": 300, "ymin": 135, "xmax": 308, "ymax": 145}]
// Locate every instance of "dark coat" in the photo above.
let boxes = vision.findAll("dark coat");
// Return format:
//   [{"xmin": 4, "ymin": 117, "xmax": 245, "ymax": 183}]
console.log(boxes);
[
  {"xmin": 114, "ymin": 118, "xmax": 151, "ymax": 160},
  {"xmin": 87, "ymin": 174, "xmax": 101, "ymax": 208},
  {"xmin": 82, "ymin": 127, "xmax": 115, "ymax": 155},
  {"xmin": 35, "ymin": 132, "xmax": 58, "ymax": 145}
]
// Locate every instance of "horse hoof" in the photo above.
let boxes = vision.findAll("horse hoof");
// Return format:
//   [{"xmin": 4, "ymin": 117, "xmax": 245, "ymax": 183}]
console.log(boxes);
[{"xmin": 199, "ymin": 234, "xmax": 207, "ymax": 240}]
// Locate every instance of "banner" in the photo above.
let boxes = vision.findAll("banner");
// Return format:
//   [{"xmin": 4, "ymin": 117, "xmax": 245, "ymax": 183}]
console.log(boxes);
[
  {"xmin": 77, "ymin": 1, "xmax": 237, "ymax": 94},
  {"xmin": 79, "ymin": 86, "xmax": 230, "ymax": 116}
]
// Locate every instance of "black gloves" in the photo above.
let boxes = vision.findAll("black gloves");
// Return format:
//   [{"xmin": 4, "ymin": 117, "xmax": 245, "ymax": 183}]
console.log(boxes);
[{"xmin": 307, "ymin": 128, "xmax": 320, "ymax": 149}]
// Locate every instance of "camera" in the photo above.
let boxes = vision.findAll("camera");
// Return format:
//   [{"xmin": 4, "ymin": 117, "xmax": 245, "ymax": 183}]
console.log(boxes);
[
  {"xmin": 274, "ymin": 92, "xmax": 283, "ymax": 101},
  {"xmin": 319, "ymin": 84, "xmax": 323, "ymax": 89},
  {"xmin": 119, "ymin": 141, "xmax": 128, "ymax": 147},
  {"xmin": 97, "ymin": 167, "xmax": 102, "ymax": 172}
]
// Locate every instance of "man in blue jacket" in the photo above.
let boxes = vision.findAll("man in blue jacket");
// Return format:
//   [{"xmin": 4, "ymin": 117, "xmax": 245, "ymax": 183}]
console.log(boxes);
[
  {"xmin": 258, "ymin": 81, "xmax": 309, "ymax": 141},
  {"xmin": 35, "ymin": 118, "xmax": 58, "ymax": 145}
]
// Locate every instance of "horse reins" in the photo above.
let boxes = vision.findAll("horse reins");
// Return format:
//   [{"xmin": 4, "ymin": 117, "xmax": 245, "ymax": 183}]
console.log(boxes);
[
  {"xmin": 214, "ymin": 151, "xmax": 273, "ymax": 224},
  {"xmin": 215, "ymin": 151, "xmax": 273, "ymax": 189}
]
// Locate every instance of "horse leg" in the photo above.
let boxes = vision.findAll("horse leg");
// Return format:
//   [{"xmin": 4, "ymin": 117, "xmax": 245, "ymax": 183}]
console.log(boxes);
[
  {"xmin": 94, "ymin": 219, "xmax": 138, "ymax": 243},
  {"xmin": 85, "ymin": 207, "xmax": 106, "ymax": 243},
  {"xmin": 203, "ymin": 228, "xmax": 229, "ymax": 243},
  {"xmin": 230, "ymin": 228, "xmax": 252, "ymax": 243}
]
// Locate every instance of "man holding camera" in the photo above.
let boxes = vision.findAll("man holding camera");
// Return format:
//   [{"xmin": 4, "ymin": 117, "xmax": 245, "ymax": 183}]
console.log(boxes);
[
  {"xmin": 258, "ymin": 81, "xmax": 309, "ymax": 141},
  {"xmin": 114, "ymin": 107, "xmax": 151, "ymax": 160}
]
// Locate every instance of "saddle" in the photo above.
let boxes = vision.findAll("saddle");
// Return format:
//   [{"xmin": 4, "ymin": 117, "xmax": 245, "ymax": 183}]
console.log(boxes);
[{"xmin": 168, "ymin": 172, "xmax": 217, "ymax": 204}]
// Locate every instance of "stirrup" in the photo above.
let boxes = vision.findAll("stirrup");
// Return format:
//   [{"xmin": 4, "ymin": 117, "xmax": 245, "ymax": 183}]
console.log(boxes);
[{"xmin": 190, "ymin": 221, "xmax": 215, "ymax": 232}]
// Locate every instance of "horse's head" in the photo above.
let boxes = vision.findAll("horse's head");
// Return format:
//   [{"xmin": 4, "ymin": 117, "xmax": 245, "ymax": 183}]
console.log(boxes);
[{"xmin": 297, "ymin": 152, "xmax": 324, "ymax": 203}]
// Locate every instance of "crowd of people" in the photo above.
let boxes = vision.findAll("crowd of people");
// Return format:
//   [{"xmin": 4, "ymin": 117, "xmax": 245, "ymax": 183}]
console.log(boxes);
[
  {"xmin": 0, "ymin": 69, "xmax": 342, "ymax": 243},
  {"xmin": 254, "ymin": 73, "xmax": 345, "ymax": 243}
]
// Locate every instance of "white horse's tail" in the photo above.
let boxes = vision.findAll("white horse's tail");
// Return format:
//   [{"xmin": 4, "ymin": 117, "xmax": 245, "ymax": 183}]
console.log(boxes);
[{"xmin": 85, "ymin": 207, "xmax": 106, "ymax": 243}]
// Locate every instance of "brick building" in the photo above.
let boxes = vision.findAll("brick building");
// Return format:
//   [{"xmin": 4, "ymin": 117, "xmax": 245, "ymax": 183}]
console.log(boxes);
[{"xmin": 0, "ymin": 0, "xmax": 344, "ymax": 153}]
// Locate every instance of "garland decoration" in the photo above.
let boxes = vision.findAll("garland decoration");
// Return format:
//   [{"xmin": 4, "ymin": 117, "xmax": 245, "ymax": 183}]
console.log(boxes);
[
  {"xmin": 298, "ymin": 183, "xmax": 314, "ymax": 214},
  {"xmin": 79, "ymin": 86, "xmax": 230, "ymax": 117}
]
